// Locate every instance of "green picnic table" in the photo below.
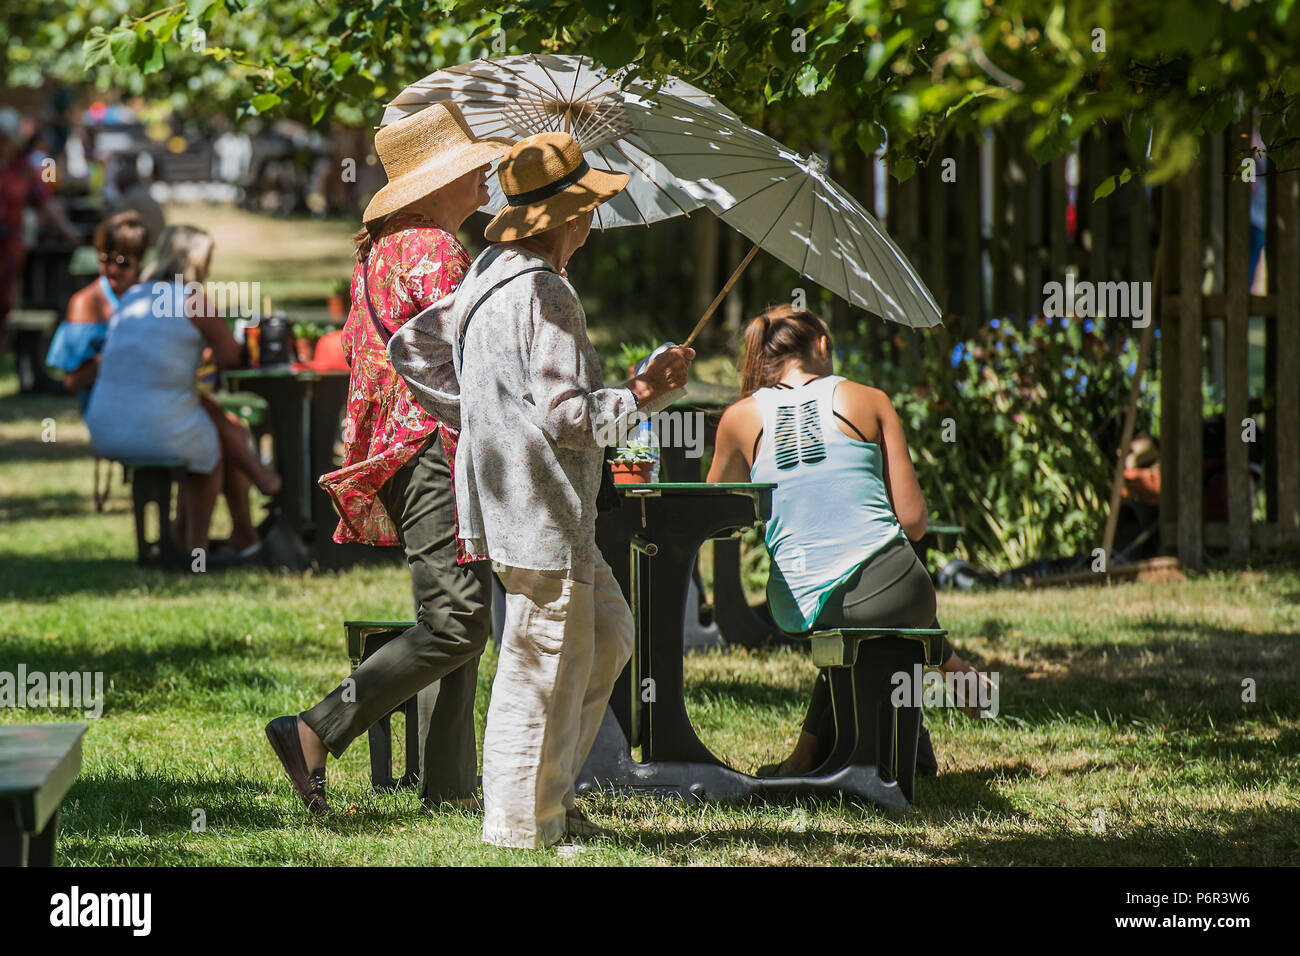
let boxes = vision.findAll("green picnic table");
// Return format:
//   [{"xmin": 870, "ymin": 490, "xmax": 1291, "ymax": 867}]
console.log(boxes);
[
  {"xmin": 222, "ymin": 366, "xmax": 397, "ymax": 571},
  {"xmin": 0, "ymin": 723, "xmax": 88, "ymax": 866}
]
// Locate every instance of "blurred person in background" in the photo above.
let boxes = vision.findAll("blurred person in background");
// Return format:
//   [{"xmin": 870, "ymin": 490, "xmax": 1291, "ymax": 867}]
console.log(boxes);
[
  {"xmin": 109, "ymin": 155, "xmax": 165, "ymax": 243},
  {"xmin": 84, "ymin": 224, "xmax": 280, "ymax": 554},
  {"xmin": 45, "ymin": 210, "xmax": 151, "ymax": 411},
  {"xmin": 0, "ymin": 106, "xmax": 79, "ymax": 368}
]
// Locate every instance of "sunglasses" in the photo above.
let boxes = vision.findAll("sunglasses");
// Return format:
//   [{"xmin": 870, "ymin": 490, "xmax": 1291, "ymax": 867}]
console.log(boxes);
[{"xmin": 98, "ymin": 253, "xmax": 138, "ymax": 268}]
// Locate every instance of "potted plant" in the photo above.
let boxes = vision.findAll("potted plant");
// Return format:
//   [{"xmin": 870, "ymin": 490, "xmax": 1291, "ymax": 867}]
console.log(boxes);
[
  {"xmin": 327, "ymin": 278, "xmax": 350, "ymax": 320},
  {"xmin": 609, "ymin": 439, "xmax": 657, "ymax": 484},
  {"xmin": 293, "ymin": 323, "xmax": 323, "ymax": 363},
  {"xmin": 618, "ymin": 341, "xmax": 654, "ymax": 378}
]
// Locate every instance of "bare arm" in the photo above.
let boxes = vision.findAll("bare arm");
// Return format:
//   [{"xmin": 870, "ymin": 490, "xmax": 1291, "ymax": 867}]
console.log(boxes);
[
  {"xmin": 189, "ymin": 295, "xmax": 241, "ymax": 368},
  {"xmin": 64, "ymin": 357, "xmax": 100, "ymax": 392},
  {"xmin": 706, "ymin": 399, "xmax": 760, "ymax": 483},
  {"xmin": 60, "ymin": 284, "xmax": 105, "ymax": 391},
  {"xmin": 875, "ymin": 391, "xmax": 927, "ymax": 540}
]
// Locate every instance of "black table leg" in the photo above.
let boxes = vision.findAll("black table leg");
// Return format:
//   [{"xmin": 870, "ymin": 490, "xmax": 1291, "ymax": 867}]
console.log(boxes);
[
  {"xmin": 241, "ymin": 378, "xmax": 311, "ymax": 569},
  {"xmin": 579, "ymin": 490, "xmax": 776, "ymax": 801},
  {"xmin": 0, "ymin": 798, "xmax": 28, "ymax": 866},
  {"xmin": 711, "ymin": 537, "xmax": 786, "ymax": 649}
]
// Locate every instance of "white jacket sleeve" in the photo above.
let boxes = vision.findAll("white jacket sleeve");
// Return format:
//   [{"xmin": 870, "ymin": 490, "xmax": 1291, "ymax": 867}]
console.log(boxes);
[
  {"xmin": 388, "ymin": 291, "xmax": 461, "ymax": 429},
  {"xmin": 526, "ymin": 275, "xmax": 638, "ymax": 450}
]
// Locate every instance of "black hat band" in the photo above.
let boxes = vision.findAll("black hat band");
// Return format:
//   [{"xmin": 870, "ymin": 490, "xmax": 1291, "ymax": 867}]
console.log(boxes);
[{"xmin": 504, "ymin": 160, "xmax": 592, "ymax": 206}]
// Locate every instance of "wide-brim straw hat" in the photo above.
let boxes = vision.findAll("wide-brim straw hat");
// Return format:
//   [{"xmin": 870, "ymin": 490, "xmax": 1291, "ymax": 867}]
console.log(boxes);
[
  {"xmin": 484, "ymin": 131, "xmax": 629, "ymax": 242},
  {"xmin": 363, "ymin": 101, "xmax": 512, "ymax": 224}
]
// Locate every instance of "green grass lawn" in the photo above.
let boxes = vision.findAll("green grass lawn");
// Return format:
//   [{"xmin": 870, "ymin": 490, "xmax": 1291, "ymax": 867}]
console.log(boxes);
[{"xmin": 2, "ymin": 365, "xmax": 1299, "ymax": 866}]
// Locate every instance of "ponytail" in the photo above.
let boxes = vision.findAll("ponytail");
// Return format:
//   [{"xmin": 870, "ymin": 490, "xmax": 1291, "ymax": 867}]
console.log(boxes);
[
  {"xmin": 353, "ymin": 218, "xmax": 385, "ymax": 262},
  {"xmin": 738, "ymin": 304, "xmax": 833, "ymax": 397}
]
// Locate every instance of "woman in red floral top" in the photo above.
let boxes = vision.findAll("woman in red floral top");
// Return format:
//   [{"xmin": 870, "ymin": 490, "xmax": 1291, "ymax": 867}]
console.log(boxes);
[
  {"xmin": 319, "ymin": 208, "xmax": 478, "ymax": 553},
  {"xmin": 264, "ymin": 102, "xmax": 510, "ymax": 812}
]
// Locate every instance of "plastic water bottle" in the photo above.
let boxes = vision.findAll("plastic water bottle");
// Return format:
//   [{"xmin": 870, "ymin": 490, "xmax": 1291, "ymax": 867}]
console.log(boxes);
[{"xmin": 635, "ymin": 416, "xmax": 661, "ymax": 483}]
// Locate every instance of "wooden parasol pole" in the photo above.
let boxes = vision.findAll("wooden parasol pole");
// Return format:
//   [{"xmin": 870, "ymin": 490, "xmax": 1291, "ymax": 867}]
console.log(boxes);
[
  {"xmin": 1100, "ymin": 235, "xmax": 1166, "ymax": 559},
  {"xmin": 683, "ymin": 244, "xmax": 760, "ymax": 347}
]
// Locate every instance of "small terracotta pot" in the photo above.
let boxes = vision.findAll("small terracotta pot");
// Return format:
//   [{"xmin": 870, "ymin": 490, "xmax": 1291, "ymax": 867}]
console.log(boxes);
[
  {"xmin": 295, "ymin": 338, "xmax": 316, "ymax": 363},
  {"xmin": 610, "ymin": 460, "xmax": 655, "ymax": 484},
  {"xmin": 327, "ymin": 293, "xmax": 347, "ymax": 320}
]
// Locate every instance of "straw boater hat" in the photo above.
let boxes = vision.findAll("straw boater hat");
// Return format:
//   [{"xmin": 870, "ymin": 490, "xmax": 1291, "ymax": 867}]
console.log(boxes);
[
  {"xmin": 484, "ymin": 131, "xmax": 629, "ymax": 242},
  {"xmin": 363, "ymin": 101, "xmax": 512, "ymax": 224}
]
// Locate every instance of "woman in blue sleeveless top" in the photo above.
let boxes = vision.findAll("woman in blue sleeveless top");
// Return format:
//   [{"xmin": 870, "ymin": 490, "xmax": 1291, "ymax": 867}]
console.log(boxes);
[
  {"xmin": 45, "ymin": 211, "xmax": 150, "ymax": 412},
  {"xmin": 708, "ymin": 305, "xmax": 990, "ymax": 777}
]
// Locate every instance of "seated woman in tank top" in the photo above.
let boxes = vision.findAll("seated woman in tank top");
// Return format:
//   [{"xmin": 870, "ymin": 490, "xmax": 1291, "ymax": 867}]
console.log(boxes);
[{"xmin": 707, "ymin": 305, "xmax": 991, "ymax": 776}]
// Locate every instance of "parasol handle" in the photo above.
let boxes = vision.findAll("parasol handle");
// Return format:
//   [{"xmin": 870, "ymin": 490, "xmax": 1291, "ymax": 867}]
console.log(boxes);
[{"xmin": 683, "ymin": 244, "xmax": 760, "ymax": 348}]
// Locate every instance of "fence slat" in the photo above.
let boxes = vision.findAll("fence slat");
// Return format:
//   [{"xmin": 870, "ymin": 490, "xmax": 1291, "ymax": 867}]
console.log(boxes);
[
  {"xmin": 961, "ymin": 136, "xmax": 983, "ymax": 328},
  {"xmin": 928, "ymin": 155, "xmax": 949, "ymax": 313},
  {"xmin": 1275, "ymin": 145, "xmax": 1300, "ymax": 542},
  {"xmin": 1225, "ymin": 123, "xmax": 1252, "ymax": 555},
  {"xmin": 1178, "ymin": 165, "xmax": 1205, "ymax": 568},
  {"xmin": 1160, "ymin": 188, "xmax": 1182, "ymax": 554},
  {"xmin": 1088, "ymin": 130, "xmax": 1110, "ymax": 285},
  {"xmin": 989, "ymin": 129, "xmax": 1009, "ymax": 318},
  {"xmin": 1009, "ymin": 132, "xmax": 1029, "ymax": 319},
  {"xmin": 1049, "ymin": 156, "xmax": 1068, "ymax": 283}
]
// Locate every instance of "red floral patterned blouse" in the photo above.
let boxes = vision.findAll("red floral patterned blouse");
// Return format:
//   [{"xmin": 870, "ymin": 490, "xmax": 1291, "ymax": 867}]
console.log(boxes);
[{"xmin": 318, "ymin": 212, "xmax": 481, "ymax": 560}]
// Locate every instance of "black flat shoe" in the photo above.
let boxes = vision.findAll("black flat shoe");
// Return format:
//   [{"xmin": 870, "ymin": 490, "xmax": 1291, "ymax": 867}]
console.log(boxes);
[{"xmin": 264, "ymin": 715, "xmax": 328, "ymax": 813}]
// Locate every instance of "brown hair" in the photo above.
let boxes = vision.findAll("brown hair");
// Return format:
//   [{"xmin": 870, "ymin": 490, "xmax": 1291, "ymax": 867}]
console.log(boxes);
[
  {"xmin": 353, "ymin": 220, "xmax": 383, "ymax": 262},
  {"xmin": 93, "ymin": 210, "xmax": 151, "ymax": 262},
  {"xmin": 739, "ymin": 304, "xmax": 833, "ymax": 397}
]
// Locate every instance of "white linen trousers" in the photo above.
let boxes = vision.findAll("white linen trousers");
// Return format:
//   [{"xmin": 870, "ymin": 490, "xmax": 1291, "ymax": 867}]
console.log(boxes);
[{"xmin": 481, "ymin": 553, "xmax": 634, "ymax": 849}]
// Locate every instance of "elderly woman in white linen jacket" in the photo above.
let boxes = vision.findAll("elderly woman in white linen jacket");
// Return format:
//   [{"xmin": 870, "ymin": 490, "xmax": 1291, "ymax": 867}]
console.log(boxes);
[{"xmin": 391, "ymin": 131, "xmax": 692, "ymax": 849}]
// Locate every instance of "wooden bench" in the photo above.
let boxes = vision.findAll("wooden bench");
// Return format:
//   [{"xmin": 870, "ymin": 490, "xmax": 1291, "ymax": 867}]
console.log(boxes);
[
  {"xmin": 806, "ymin": 627, "xmax": 948, "ymax": 807},
  {"xmin": 117, "ymin": 459, "xmax": 188, "ymax": 569},
  {"xmin": 344, "ymin": 621, "xmax": 419, "ymax": 790},
  {"xmin": 0, "ymin": 723, "xmax": 88, "ymax": 866},
  {"xmin": 577, "ymin": 625, "xmax": 948, "ymax": 811},
  {"xmin": 6, "ymin": 309, "xmax": 60, "ymax": 394}
]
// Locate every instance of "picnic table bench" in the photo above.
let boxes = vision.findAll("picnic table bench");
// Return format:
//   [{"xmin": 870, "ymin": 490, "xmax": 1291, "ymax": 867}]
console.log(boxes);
[
  {"xmin": 6, "ymin": 309, "xmax": 61, "ymax": 394},
  {"xmin": 578, "ymin": 482, "xmax": 946, "ymax": 810},
  {"xmin": 344, "ymin": 621, "xmax": 422, "ymax": 790},
  {"xmin": 223, "ymin": 367, "xmax": 397, "ymax": 571},
  {"xmin": 0, "ymin": 723, "xmax": 88, "ymax": 866},
  {"xmin": 340, "ymin": 485, "xmax": 947, "ymax": 809}
]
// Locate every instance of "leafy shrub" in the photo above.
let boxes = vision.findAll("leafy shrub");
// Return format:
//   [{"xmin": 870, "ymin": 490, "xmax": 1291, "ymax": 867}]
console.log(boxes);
[{"xmin": 839, "ymin": 317, "xmax": 1154, "ymax": 572}]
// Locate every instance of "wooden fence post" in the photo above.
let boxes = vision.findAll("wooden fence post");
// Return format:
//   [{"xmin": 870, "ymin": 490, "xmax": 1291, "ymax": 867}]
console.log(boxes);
[{"xmin": 1178, "ymin": 162, "xmax": 1205, "ymax": 568}]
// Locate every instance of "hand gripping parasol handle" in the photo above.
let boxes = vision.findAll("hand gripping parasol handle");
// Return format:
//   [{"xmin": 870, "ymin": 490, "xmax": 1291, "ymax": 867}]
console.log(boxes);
[{"xmin": 682, "ymin": 244, "xmax": 760, "ymax": 348}]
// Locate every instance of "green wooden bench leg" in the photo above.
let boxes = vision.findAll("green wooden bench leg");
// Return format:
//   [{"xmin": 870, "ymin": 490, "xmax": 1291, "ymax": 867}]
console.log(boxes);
[
  {"xmin": 26, "ymin": 807, "xmax": 59, "ymax": 867},
  {"xmin": 129, "ymin": 465, "xmax": 186, "ymax": 570},
  {"xmin": 815, "ymin": 633, "xmax": 927, "ymax": 804},
  {"xmin": 344, "ymin": 622, "xmax": 420, "ymax": 791}
]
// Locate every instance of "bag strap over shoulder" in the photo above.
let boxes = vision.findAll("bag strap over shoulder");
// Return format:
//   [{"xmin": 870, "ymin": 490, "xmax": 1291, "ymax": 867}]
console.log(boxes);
[
  {"xmin": 456, "ymin": 266, "xmax": 554, "ymax": 359},
  {"xmin": 362, "ymin": 251, "xmax": 391, "ymax": 346}
]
